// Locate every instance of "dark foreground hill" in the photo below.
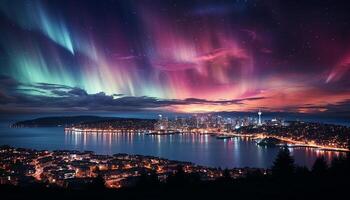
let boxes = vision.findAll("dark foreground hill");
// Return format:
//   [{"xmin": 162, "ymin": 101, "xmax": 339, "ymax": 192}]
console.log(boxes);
[
  {"xmin": 1, "ymin": 169, "xmax": 349, "ymax": 200},
  {"xmin": 2, "ymin": 148, "xmax": 350, "ymax": 200}
]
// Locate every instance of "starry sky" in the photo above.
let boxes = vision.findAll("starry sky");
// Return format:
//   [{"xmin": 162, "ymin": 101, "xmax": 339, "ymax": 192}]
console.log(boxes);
[{"xmin": 0, "ymin": 0, "xmax": 350, "ymax": 116}]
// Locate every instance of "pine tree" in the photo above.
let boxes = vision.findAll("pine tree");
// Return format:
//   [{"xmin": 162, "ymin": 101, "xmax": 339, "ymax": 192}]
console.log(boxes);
[
  {"xmin": 89, "ymin": 174, "xmax": 105, "ymax": 190},
  {"xmin": 272, "ymin": 147, "xmax": 295, "ymax": 177},
  {"xmin": 312, "ymin": 156, "xmax": 328, "ymax": 176}
]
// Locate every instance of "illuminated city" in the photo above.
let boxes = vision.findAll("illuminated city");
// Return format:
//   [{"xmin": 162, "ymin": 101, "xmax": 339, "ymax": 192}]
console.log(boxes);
[
  {"xmin": 0, "ymin": 145, "xmax": 264, "ymax": 188},
  {"xmin": 61, "ymin": 112, "xmax": 350, "ymax": 151}
]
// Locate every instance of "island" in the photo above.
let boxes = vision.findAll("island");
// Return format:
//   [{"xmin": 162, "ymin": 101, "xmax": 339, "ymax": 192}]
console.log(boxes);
[
  {"xmin": 11, "ymin": 116, "xmax": 155, "ymax": 130},
  {"xmin": 257, "ymin": 137, "xmax": 286, "ymax": 147},
  {"xmin": 11, "ymin": 116, "xmax": 109, "ymax": 127}
]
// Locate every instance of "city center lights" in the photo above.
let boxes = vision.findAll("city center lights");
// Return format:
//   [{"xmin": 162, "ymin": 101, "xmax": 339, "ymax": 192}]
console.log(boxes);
[{"xmin": 61, "ymin": 113, "xmax": 350, "ymax": 152}]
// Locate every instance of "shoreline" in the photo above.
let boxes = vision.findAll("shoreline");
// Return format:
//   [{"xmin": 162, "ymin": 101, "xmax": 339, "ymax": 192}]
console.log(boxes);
[
  {"xmin": 0, "ymin": 145, "xmax": 268, "ymax": 188},
  {"xmin": 229, "ymin": 133, "xmax": 350, "ymax": 152},
  {"xmin": 64, "ymin": 127, "xmax": 350, "ymax": 152}
]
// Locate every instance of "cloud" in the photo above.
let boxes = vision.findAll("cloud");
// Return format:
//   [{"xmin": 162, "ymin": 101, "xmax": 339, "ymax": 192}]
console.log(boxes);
[
  {"xmin": 0, "ymin": 75, "xmax": 349, "ymax": 117},
  {"xmin": 33, "ymin": 82, "xmax": 73, "ymax": 91},
  {"xmin": 0, "ymin": 75, "xmax": 19, "ymax": 90},
  {"xmin": 0, "ymin": 76, "xmax": 266, "ymax": 113},
  {"xmin": 67, "ymin": 88, "xmax": 88, "ymax": 96}
]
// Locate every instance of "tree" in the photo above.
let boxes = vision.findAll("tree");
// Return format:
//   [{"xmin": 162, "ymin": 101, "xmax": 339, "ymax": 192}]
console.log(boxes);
[
  {"xmin": 272, "ymin": 147, "xmax": 295, "ymax": 177},
  {"xmin": 222, "ymin": 169, "xmax": 231, "ymax": 180},
  {"xmin": 88, "ymin": 174, "xmax": 105, "ymax": 190},
  {"xmin": 246, "ymin": 169, "xmax": 264, "ymax": 180},
  {"xmin": 312, "ymin": 156, "xmax": 328, "ymax": 176},
  {"xmin": 330, "ymin": 155, "xmax": 346, "ymax": 174},
  {"xmin": 166, "ymin": 165, "xmax": 200, "ymax": 187},
  {"xmin": 346, "ymin": 139, "xmax": 350, "ymax": 166},
  {"xmin": 166, "ymin": 165, "xmax": 185, "ymax": 186},
  {"xmin": 294, "ymin": 166, "xmax": 310, "ymax": 178},
  {"xmin": 331, "ymin": 154, "xmax": 350, "ymax": 178},
  {"xmin": 137, "ymin": 169, "xmax": 160, "ymax": 188},
  {"xmin": 217, "ymin": 168, "xmax": 232, "ymax": 182}
]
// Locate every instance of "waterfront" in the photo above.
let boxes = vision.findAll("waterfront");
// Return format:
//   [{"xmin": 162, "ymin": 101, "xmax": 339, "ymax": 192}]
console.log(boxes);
[{"xmin": 0, "ymin": 120, "xmax": 343, "ymax": 168}]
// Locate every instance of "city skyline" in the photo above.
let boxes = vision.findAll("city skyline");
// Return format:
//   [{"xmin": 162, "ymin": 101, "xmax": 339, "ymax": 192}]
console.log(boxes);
[{"xmin": 1, "ymin": 0, "xmax": 350, "ymax": 117}]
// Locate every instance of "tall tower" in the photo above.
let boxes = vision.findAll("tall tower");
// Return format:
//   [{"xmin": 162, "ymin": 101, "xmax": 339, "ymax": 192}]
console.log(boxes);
[{"xmin": 258, "ymin": 110, "xmax": 262, "ymax": 125}]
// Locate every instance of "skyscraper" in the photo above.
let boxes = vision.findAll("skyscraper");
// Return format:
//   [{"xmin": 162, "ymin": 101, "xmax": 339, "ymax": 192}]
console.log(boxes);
[{"xmin": 258, "ymin": 110, "xmax": 262, "ymax": 126}]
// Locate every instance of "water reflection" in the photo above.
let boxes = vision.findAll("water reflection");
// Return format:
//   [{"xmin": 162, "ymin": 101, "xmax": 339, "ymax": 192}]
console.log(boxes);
[{"xmin": 63, "ymin": 131, "xmax": 344, "ymax": 168}]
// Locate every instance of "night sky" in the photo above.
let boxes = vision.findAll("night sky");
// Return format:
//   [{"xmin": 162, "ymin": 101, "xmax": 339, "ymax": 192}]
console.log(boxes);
[{"xmin": 0, "ymin": 0, "xmax": 350, "ymax": 116}]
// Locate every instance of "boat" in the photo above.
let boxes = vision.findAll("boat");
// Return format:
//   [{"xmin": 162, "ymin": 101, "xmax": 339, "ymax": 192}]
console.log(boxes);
[{"xmin": 216, "ymin": 135, "xmax": 232, "ymax": 139}]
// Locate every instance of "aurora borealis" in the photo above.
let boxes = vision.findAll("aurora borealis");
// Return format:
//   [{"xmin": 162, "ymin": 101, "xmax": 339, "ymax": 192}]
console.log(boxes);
[{"xmin": 1, "ymin": 0, "xmax": 350, "ymax": 116}]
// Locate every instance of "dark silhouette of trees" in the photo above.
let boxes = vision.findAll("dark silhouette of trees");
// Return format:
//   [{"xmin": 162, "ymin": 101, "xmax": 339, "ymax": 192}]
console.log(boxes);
[
  {"xmin": 312, "ymin": 156, "xmax": 328, "ymax": 176},
  {"xmin": 166, "ymin": 165, "xmax": 186, "ymax": 187},
  {"xmin": 330, "ymin": 155, "xmax": 347, "ymax": 176},
  {"xmin": 4, "ymin": 146, "xmax": 350, "ymax": 200},
  {"xmin": 136, "ymin": 169, "xmax": 160, "ymax": 188},
  {"xmin": 166, "ymin": 165, "xmax": 200, "ymax": 187},
  {"xmin": 294, "ymin": 166, "xmax": 310, "ymax": 180},
  {"xmin": 88, "ymin": 175, "xmax": 105, "ymax": 190},
  {"xmin": 246, "ymin": 169, "xmax": 264, "ymax": 180},
  {"xmin": 222, "ymin": 168, "xmax": 231, "ymax": 179},
  {"xmin": 217, "ymin": 168, "xmax": 232, "ymax": 182},
  {"xmin": 271, "ymin": 147, "xmax": 295, "ymax": 177},
  {"xmin": 3, "ymin": 153, "xmax": 350, "ymax": 200}
]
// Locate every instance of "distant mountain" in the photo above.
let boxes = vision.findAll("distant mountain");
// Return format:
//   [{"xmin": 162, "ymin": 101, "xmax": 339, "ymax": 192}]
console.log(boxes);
[
  {"xmin": 11, "ymin": 116, "xmax": 113, "ymax": 127},
  {"xmin": 11, "ymin": 116, "xmax": 157, "ymax": 129}
]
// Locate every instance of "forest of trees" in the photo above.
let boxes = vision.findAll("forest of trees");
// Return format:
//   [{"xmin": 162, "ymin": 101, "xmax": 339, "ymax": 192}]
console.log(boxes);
[{"xmin": 1, "ymin": 147, "xmax": 350, "ymax": 200}]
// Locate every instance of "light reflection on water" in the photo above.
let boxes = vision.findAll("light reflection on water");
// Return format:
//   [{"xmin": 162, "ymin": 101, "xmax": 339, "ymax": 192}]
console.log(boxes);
[
  {"xmin": 0, "ymin": 119, "xmax": 344, "ymax": 168},
  {"xmin": 62, "ymin": 130, "xmax": 343, "ymax": 168}
]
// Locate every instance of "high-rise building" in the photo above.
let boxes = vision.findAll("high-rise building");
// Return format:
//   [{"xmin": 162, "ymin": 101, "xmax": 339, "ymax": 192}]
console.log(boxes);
[
  {"xmin": 155, "ymin": 114, "xmax": 169, "ymax": 131},
  {"xmin": 258, "ymin": 110, "xmax": 262, "ymax": 125}
]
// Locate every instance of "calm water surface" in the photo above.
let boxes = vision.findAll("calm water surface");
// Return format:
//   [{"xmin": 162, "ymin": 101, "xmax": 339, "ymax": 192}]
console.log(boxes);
[{"xmin": 0, "ymin": 120, "xmax": 343, "ymax": 168}]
